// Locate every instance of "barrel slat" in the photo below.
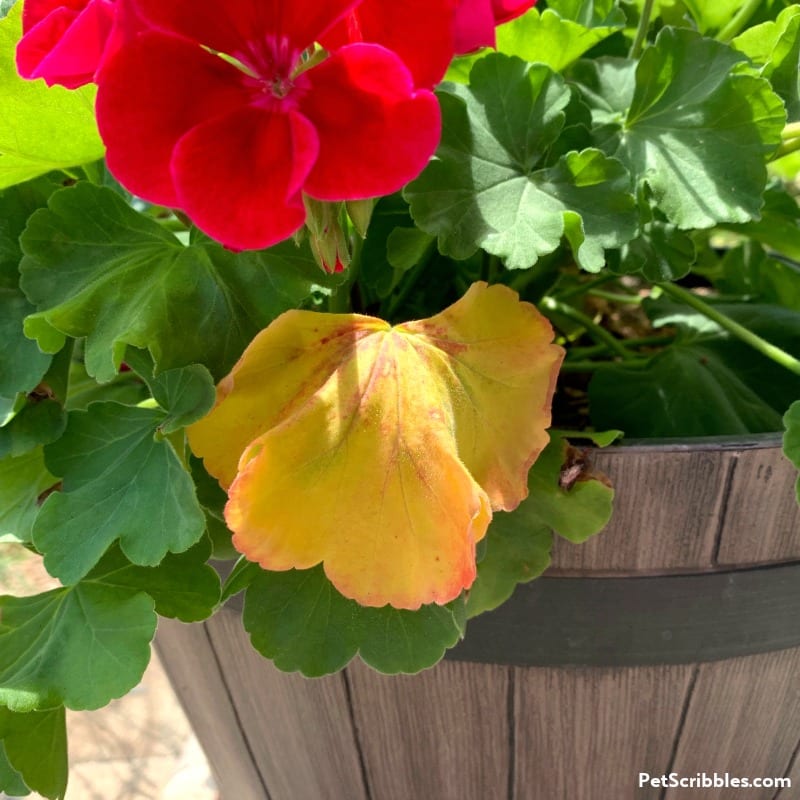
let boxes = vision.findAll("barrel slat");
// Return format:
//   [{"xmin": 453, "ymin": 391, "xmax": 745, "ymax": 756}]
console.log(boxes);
[
  {"xmin": 512, "ymin": 664, "xmax": 693, "ymax": 799},
  {"xmin": 664, "ymin": 648, "xmax": 800, "ymax": 800},
  {"xmin": 345, "ymin": 658, "xmax": 509, "ymax": 800},
  {"xmin": 154, "ymin": 617, "xmax": 267, "ymax": 800},
  {"xmin": 716, "ymin": 447, "xmax": 800, "ymax": 566},
  {"xmin": 203, "ymin": 611, "xmax": 369, "ymax": 800},
  {"xmin": 550, "ymin": 449, "xmax": 733, "ymax": 573}
]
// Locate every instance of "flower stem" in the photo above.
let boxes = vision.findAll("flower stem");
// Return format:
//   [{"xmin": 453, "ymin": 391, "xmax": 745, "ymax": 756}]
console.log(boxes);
[
  {"xmin": 561, "ymin": 358, "xmax": 649, "ymax": 372},
  {"xmin": 772, "ymin": 136, "xmax": 800, "ymax": 161},
  {"xmin": 541, "ymin": 297, "xmax": 636, "ymax": 360},
  {"xmin": 588, "ymin": 289, "xmax": 644, "ymax": 304},
  {"xmin": 629, "ymin": 0, "xmax": 656, "ymax": 58},
  {"xmin": 718, "ymin": 0, "xmax": 762, "ymax": 42},
  {"xmin": 657, "ymin": 282, "xmax": 800, "ymax": 376},
  {"xmin": 782, "ymin": 122, "xmax": 800, "ymax": 140}
]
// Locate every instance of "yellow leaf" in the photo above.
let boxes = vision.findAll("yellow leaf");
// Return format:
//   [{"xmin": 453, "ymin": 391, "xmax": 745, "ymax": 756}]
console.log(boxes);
[{"xmin": 188, "ymin": 282, "xmax": 563, "ymax": 609}]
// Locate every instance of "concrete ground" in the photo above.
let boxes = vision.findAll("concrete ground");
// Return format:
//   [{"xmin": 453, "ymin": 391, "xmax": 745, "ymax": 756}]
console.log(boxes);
[{"xmin": 0, "ymin": 546, "xmax": 217, "ymax": 800}]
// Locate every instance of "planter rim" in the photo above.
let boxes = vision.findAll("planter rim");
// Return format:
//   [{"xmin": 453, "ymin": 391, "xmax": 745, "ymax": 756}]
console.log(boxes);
[{"xmin": 590, "ymin": 431, "xmax": 783, "ymax": 453}]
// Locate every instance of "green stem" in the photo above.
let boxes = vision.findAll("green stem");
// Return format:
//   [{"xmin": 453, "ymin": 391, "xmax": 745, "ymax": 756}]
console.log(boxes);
[
  {"xmin": 556, "ymin": 274, "xmax": 619, "ymax": 301},
  {"xmin": 782, "ymin": 122, "xmax": 800, "ymax": 140},
  {"xmin": 569, "ymin": 334, "xmax": 675, "ymax": 359},
  {"xmin": 561, "ymin": 359, "xmax": 650, "ymax": 372},
  {"xmin": 588, "ymin": 289, "xmax": 644, "ymax": 304},
  {"xmin": 629, "ymin": 0, "xmax": 656, "ymax": 58},
  {"xmin": 541, "ymin": 297, "xmax": 635, "ymax": 360},
  {"xmin": 383, "ymin": 252, "xmax": 431, "ymax": 320},
  {"xmin": 657, "ymin": 282, "xmax": 800, "ymax": 376},
  {"xmin": 718, "ymin": 0, "xmax": 762, "ymax": 42},
  {"xmin": 772, "ymin": 136, "xmax": 800, "ymax": 161}
]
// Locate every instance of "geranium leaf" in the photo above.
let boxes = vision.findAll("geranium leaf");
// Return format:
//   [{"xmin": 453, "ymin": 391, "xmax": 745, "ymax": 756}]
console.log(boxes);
[
  {"xmin": 243, "ymin": 565, "xmax": 465, "ymax": 676},
  {"xmin": 0, "ymin": 582, "xmax": 154, "ymax": 711},
  {"xmin": 467, "ymin": 431, "xmax": 614, "ymax": 617},
  {"xmin": 19, "ymin": 182, "xmax": 331, "ymax": 382},
  {"xmin": 733, "ymin": 5, "xmax": 800, "ymax": 119},
  {"xmin": 86, "ymin": 541, "xmax": 220, "ymax": 623},
  {"xmin": 0, "ymin": 5, "xmax": 104, "ymax": 188},
  {"xmin": 681, "ymin": 0, "xmax": 752, "ymax": 34},
  {"xmin": 607, "ymin": 218, "xmax": 696, "ymax": 281},
  {"xmin": 782, "ymin": 400, "xmax": 800, "ymax": 502},
  {"xmin": 0, "ymin": 745, "xmax": 29, "ymax": 797},
  {"xmin": 0, "ymin": 179, "xmax": 56, "ymax": 399},
  {"xmin": 405, "ymin": 54, "xmax": 636, "ymax": 271},
  {"xmin": 496, "ymin": 7, "xmax": 625, "ymax": 72},
  {"xmin": 0, "ymin": 447, "xmax": 56, "ymax": 543},
  {"xmin": 33, "ymin": 402, "xmax": 205, "ymax": 584},
  {"xmin": 189, "ymin": 282, "xmax": 563, "ymax": 609},
  {"xmin": 124, "ymin": 349, "xmax": 215, "ymax": 434},
  {"xmin": 619, "ymin": 28, "xmax": 785, "ymax": 228},
  {"xmin": 0, "ymin": 706, "xmax": 67, "ymax": 799}
]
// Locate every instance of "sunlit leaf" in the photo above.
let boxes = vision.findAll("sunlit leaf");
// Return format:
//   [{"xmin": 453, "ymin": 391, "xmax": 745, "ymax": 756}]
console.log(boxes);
[
  {"xmin": 0, "ymin": 5, "xmax": 104, "ymax": 188},
  {"xmin": 190, "ymin": 282, "xmax": 563, "ymax": 609}
]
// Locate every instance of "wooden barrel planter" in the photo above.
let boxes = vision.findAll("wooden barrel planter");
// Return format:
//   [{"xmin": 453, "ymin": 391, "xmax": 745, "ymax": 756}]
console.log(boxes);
[{"xmin": 156, "ymin": 434, "xmax": 800, "ymax": 800}]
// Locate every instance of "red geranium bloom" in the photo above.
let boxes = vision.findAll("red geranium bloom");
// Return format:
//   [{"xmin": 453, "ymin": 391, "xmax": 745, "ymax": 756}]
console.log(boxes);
[
  {"xmin": 95, "ymin": 0, "xmax": 441, "ymax": 251},
  {"xmin": 323, "ymin": 0, "xmax": 459, "ymax": 88},
  {"xmin": 454, "ymin": 0, "xmax": 538, "ymax": 52},
  {"xmin": 16, "ymin": 0, "xmax": 117, "ymax": 88}
]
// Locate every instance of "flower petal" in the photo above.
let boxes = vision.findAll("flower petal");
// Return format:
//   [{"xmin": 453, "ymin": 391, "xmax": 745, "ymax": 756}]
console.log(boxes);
[
  {"xmin": 401, "ymin": 281, "xmax": 564, "ymax": 510},
  {"xmin": 300, "ymin": 44, "xmax": 441, "ymax": 201},
  {"xmin": 17, "ymin": 0, "xmax": 115, "ymax": 88},
  {"xmin": 128, "ymin": 0, "xmax": 361, "ymax": 56},
  {"xmin": 171, "ymin": 106, "xmax": 318, "ymax": 250},
  {"xmin": 323, "ymin": 0, "xmax": 458, "ymax": 88},
  {"xmin": 492, "ymin": 0, "xmax": 537, "ymax": 25},
  {"xmin": 96, "ymin": 31, "xmax": 252, "ymax": 207},
  {"xmin": 188, "ymin": 282, "xmax": 562, "ymax": 609},
  {"xmin": 453, "ymin": 0, "xmax": 497, "ymax": 52}
]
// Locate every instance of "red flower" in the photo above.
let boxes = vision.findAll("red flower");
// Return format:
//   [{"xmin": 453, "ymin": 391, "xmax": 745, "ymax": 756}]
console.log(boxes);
[
  {"xmin": 95, "ymin": 0, "xmax": 441, "ymax": 251},
  {"xmin": 322, "ymin": 0, "xmax": 459, "ymax": 89},
  {"xmin": 16, "ymin": 0, "xmax": 117, "ymax": 88},
  {"xmin": 454, "ymin": 0, "xmax": 538, "ymax": 52}
]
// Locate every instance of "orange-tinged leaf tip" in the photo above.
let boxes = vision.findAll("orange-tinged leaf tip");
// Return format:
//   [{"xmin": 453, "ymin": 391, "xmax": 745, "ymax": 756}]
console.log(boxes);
[{"xmin": 188, "ymin": 282, "xmax": 562, "ymax": 608}]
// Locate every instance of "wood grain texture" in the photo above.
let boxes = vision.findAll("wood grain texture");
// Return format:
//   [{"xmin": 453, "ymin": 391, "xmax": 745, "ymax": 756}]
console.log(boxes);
[
  {"xmin": 664, "ymin": 648, "xmax": 800, "ymax": 800},
  {"xmin": 345, "ymin": 658, "xmax": 509, "ymax": 800},
  {"xmin": 549, "ymin": 447, "xmax": 734, "ymax": 573},
  {"xmin": 154, "ymin": 617, "xmax": 267, "ymax": 800},
  {"xmin": 204, "ymin": 610, "xmax": 369, "ymax": 800},
  {"xmin": 716, "ymin": 446, "xmax": 800, "ymax": 566},
  {"xmin": 512, "ymin": 664, "xmax": 694, "ymax": 800}
]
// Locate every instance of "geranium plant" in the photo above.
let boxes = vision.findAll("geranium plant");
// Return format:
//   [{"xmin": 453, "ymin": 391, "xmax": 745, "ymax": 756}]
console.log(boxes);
[{"xmin": 1, "ymin": 0, "xmax": 799, "ymax": 796}]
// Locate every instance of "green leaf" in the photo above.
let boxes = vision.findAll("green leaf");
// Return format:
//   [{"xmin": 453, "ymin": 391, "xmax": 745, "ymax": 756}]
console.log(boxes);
[
  {"xmin": 405, "ymin": 54, "xmax": 636, "ymax": 271},
  {"xmin": 0, "ymin": 448, "xmax": 56, "ymax": 543},
  {"xmin": 0, "ymin": 5, "xmax": 105, "ymax": 188},
  {"xmin": 619, "ymin": 28, "xmax": 785, "ymax": 228},
  {"xmin": 0, "ymin": 179, "xmax": 57, "ymax": 399},
  {"xmin": 0, "ymin": 582, "xmax": 154, "ymax": 711},
  {"xmin": 547, "ymin": 0, "xmax": 627, "ymax": 26},
  {"xmin": 124, "ymin": 349, "xmax": 215, "ymax": 434},
  {"xmin": 467, "ymin": 432, "xmax": 614, "ymax": 617},
  {"xmin": 0, "ymin": 399, "xmax": 66, "ymax": 459},
  {"xmin": 86, "ymin": 541, "xmax": 220, "ymax": 623},
  {"xmin": 733, "ymin": 5, "xmax": 800, "ymax": 119},
  {"xmin": 782, "ymin": 400, "xmax": 800, "ymax": 501},
  {"xmin": 19, "ymin": 182, "xmax": 331, "ymax": 382},
  {"xmin": 496, "ymin": 7, "xmax": 625, "ymax": 72},
  {"xmin": 0, "ymin": 744, "xmax": 29, "ymax": 797},
  {"xmin": 243, "ymin": 566, "xmax": 465, "ymax": 676},
  {"xmin": 681, "ymin": 0, "xmax": 751, "ymax": 34},
  {"xmin": 607, "ymin": 217, "xmax": 696, "ymax": 281},
  {"xmin": 33, "ymin": 402, "xmax": 205, "ymax": 584},
  {"xmin": 0, "ymin": 706, "xmax": 67, "ymax": 799}
]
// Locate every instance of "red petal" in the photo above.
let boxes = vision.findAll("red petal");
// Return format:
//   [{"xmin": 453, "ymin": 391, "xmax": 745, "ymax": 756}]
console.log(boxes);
[
  {"xmin": 171, "ymin": 107, "xmax": 319, "ymax": 251},
  {"xmin": 129, "ymin": 0, "xmax": 361, "ymax": 58},
  {"xmin": 492, "ymin": 0, "xmax": 537, "ymax": 25},
  {"xmin": 16, "ymin": 0, "xmax": 115, "ymax": 88},
  {"xmin": 96, "ymin": 31, "xmax": 252, "ymax": 207},
  {"xmin": 453, "ymin": 0, "xmax": 497, "ymax": 52},
  {"xmin": 323, "ymin": 0, "xmax": 458, "ymax": 88},
  {"xmin": 22, "ymin": 0, "xmax": 87, "ymax": 31},
  {"xmin": 300, "ymin": 44, "xmax": 441, "ymax": 201}
]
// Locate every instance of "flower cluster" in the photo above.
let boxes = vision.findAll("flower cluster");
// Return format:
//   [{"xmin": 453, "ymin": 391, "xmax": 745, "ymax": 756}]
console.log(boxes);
[{"xmin": 16, "ymin": 0, "xmax": 535, "ymax": 251}]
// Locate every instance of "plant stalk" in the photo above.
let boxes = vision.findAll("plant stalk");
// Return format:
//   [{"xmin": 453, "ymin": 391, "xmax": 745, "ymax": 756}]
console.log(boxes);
[
  {"xmin": 657, "ymin": 282, "xmax": 800, "ymax": 376},
  {"xmin": 629, "ymin": 0, "xmax": 656, "ymax": 58},
  {"xmin": 561, "ymin": 358, "xmax": 650, "ymax": 372},
  {"xmin": 541, "ymin": 297, "xmax": 635, "ymax": 360},
  {"xmin": 718, "ymin": 0, "xmax": 762, "ymax": 42}
]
